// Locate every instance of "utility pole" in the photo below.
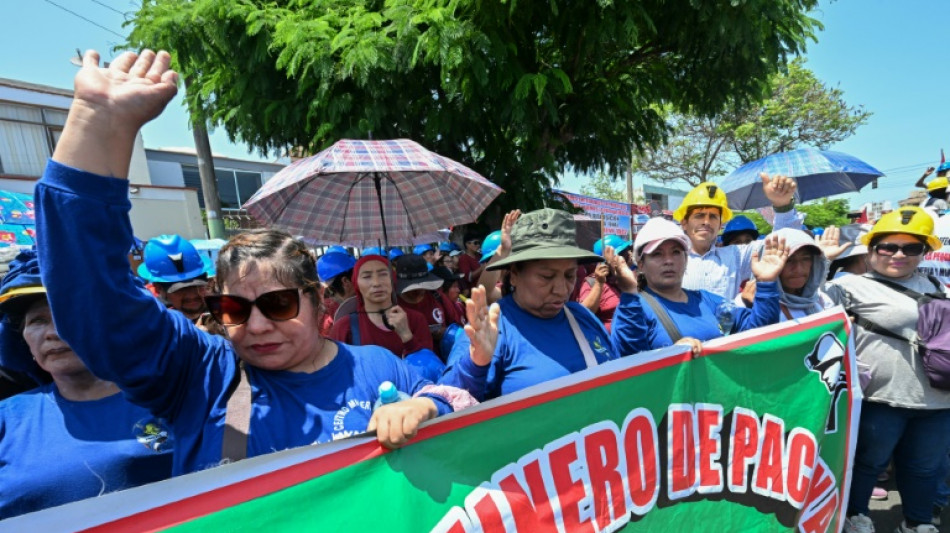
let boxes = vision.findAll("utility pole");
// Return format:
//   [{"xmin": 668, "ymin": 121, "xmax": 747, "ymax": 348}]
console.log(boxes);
[
  {"xmin": 184, "ymin": 77, "xmax": 226, "ymax": 239},
  {"xmin": 625, "ymin": 159, "xmax": 634, "ymax": 204}
]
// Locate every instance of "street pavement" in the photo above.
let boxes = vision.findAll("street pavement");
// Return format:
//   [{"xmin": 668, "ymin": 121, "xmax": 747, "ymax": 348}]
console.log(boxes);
[{"xmin": 866, "ymin": 474, "xmax": 947, "ymax": 532}]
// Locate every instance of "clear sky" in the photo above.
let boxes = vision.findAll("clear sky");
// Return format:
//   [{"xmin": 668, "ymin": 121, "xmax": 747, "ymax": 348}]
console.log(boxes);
[{"xmin": 1, "ymin": 0, "xmax": 947, "ymax": 209}]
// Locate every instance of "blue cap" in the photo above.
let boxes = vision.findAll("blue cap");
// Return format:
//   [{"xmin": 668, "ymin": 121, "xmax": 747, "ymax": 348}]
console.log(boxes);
[
  {"xmin": 438, "ymin": 242, "xmax": 460, "ymax": 253},
  {"xmin": 362, "ymin": 246, "xmax": 385, "ymax": 257},
  {"xmin": 593, "ymin": 234, "xmax": 631, "ymax": 256},
  {"xmin": 722, "ymin": 215, "xmax": 759, "ymax": 240},
  {"xmin": 137, "ymin": 234, "xmax": 214, "ymax": 282},
  {"xmin": 405, "ymin": 349, "xmax": 446, "ymax": 382},
  {"xmin": 413, "ymin": 244, "xmax": 434, "ymax": 256},
  {"xmin": 479, "ymin": 231, "xmax": 503, "ymax": 263},
  {"xmin": 317, "ymin": 252, "xmax": 357, "ymax": 282},
  {"xmin": 388, "ymin": 248, "xmax": 404, "ymax": 261}
]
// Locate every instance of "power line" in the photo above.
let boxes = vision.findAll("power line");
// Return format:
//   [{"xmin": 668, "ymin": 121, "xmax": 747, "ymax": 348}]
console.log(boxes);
[
  {"xmin": 86, "ymin": 0, "xmax": 125, "ymax": 16},
  {"xmin": 43, "ymin": 0, "xmax": 126, "ymax": 39}
]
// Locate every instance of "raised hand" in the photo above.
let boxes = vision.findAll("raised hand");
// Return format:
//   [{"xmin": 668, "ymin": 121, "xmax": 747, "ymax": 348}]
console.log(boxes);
[
  {"xmin": 55, "ymin": 49, "xmax": 179, "ymax": 180},
  {"xmin": 761, "ymin": 173, "xmax": 798, "ymax": 209},
  {"xmin": 497, "ymin": 209, "xmax": 522, "ymax": 260},
  {"xmin": 605, "ymin": 246, "xmax": 638, "ymax": 294},
  {"xmin": 751, "ymin": 235, "xmax": 790, "ymax": 282},
  {"xmin": 591, "ymin": 262, "xmax": 610, "ymax": 285},
  {"xmin": 815, "ymin": 226, "xmax": 851, "ymax": 261},
  {"xmin": 464, "ymin": 286, "xmax": 500, "ymax": 366},
  {"xmin": 73, "ymin": 50, "xmax": 178, "ymax": 130}
]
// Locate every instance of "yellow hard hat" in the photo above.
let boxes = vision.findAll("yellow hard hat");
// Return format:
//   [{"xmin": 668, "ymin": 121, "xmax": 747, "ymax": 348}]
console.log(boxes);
[
  {"xmin": 673, "ymin": 182, "xmax": 733, "ymax": 223},
  {"xmin": 927, "ymin": 177, "xmax": 949, "ymax": 192},
  {"xmin": 860, "ymin": 206, "xmax": 942, "ymax": 251}
]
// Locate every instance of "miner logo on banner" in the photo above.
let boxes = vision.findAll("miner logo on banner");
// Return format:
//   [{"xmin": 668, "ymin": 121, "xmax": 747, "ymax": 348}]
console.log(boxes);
[{"xmin": 804, "ymin": 332, "xmax": 847, "ymax": 433}]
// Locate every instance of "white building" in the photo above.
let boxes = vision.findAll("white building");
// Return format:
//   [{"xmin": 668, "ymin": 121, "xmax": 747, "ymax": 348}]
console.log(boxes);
[{"xmin": 0, "ymin": 77, "xmax": 207, "ymax": 240}]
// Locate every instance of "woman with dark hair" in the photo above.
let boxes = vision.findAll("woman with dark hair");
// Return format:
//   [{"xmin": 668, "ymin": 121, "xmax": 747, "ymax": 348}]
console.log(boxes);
[
  {"xmin": 329, "ymin": 254, "xmax": 434, "ymax": 356},
  {"xmin": 827, "ymin": 207, "xmax": 949, "ymax": 533},
  {"xmin": 34, "ymin": 49, "xmax": 465, "ymax": 476},
  {"xmin": 0, "ymin": 250, "xmax": 172, "ymax": 518},
  {"xmin": 609, "ymin": 218, "xmax": 786, "ymax": 356}
]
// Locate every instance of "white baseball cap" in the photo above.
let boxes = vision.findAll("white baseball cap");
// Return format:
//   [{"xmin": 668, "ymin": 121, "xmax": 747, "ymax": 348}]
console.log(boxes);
[{"xmin": 634, "ymin": 218, "xmax": 691, "ymax": 256}]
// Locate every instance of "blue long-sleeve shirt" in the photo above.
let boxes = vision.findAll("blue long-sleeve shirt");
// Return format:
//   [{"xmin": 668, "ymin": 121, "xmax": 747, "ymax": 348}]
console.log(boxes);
[
  {"xmin": 0, "ymin": 385, "xmax": 173, "ymax": 519},
  {"xmin": 610, "ymin": 281, "xmax": 781, "ymax": 355},
  {"xmin": 35, "ymin": 160, "xmax": 451, "ymax": 475},
  {"xmin": 439, "ymin": 296, "xmax": 617, "ymax": 401}
]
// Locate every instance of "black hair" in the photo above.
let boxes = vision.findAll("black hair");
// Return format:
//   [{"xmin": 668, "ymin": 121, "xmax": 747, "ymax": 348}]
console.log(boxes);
[
  {"xmin": 215, "ymin": 229, "xmax": 321, "ymax": 309},
  {"xmin": 328, "ymin": 269, "xmax": 353, "ymax": 296}
]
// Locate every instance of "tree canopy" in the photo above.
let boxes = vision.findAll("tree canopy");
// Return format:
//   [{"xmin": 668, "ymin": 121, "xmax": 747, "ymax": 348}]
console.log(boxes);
[
  {"xmin": 126, "ymin": 0, "xmax": 821, "ymax": 215},
  {"xmin": 632, "ymin": 59, "xmax": 870, "ymax": 189}
]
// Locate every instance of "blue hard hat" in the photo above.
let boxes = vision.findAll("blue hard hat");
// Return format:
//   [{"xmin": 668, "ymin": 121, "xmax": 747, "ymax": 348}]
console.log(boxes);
[
  {"xmin": 413, "ymin": 244, "xmax": 434, "ymax": 256},
  {"xmin": 326, "ymin": 245, "xmax": 348, "ymax": 255},
  {"xmin": 722, "ymin": 215, "xmax": 759, "ymax": 239},
  {"xmin": 438, "ymin": 242, "xmax": 460, "ymax": 253},
  {"xmin": 317, "ymin": 252, "xmax": 357, "ymax": 282},
  {"xmin": 388, "ymin": 248, "xmax": 404, "ymax": 261},
  {"xmin": 137, "ymin": 234, "xmax": 214, "ymax": 283},
  {"xmin": 939, "ymin": 161, "xmax": 950, "ymax": 173},
  {"xmin": 405, "ymin": 349, "xmax": 446, "ymax": 383},
  {"xmin": 479, "ymin": 231, "xmax": 503, "ymax": 263},
  {"xmin": 362, "ymin": 246, "xmax": 385, "ymax": 257},
  {"xmin": 593, "ymin": 234, "xmax": 631, "ymax": 256},
  {"xmin": 440, "ymin": 323, "xmax": 464, "ymax": 362},
  {"xmin": 812, "ymin": 227, "xmax": 825, "ymax": 237}
]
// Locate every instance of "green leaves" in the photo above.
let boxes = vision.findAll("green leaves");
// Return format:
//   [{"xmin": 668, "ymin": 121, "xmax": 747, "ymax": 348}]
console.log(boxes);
[{"xmin": 126, "ymin": 0, "xmax": 823, "ymax": 217}]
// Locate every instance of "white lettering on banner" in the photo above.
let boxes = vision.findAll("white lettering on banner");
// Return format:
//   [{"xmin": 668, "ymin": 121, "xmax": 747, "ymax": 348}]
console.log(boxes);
[{"xmin": 430, "ymin": 403, "xmax": 838, "ymax": 533}]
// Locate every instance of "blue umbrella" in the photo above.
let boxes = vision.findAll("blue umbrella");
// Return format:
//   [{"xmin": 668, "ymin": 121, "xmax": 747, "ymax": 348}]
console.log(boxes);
[{"xmin": 720, "ymin": 148, "xmax": 884, "ymax": 210}]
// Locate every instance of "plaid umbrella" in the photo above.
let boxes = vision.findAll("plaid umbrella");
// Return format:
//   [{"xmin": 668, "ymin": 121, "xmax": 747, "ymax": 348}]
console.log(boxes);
[
  {"xmin": 720, "ymin": 148, "xmax": 884, "ymax": 210},
  {"xmin": 244, "ymin": 139, "xmax": 503, "ymax": 247}
]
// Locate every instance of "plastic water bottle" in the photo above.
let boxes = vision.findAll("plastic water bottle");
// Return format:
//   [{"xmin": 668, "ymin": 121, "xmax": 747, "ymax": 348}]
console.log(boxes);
[
  {"xmin": 716, "ymin": 301, "xmax": 736, "ymax": 336},
  {"xmin": 373, "ymin": 381, "xmax": 411, "ymax": 411}
]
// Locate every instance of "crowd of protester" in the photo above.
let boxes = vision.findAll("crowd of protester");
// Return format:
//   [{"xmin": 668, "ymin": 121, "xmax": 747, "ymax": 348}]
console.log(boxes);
[{"xmin": 0, "ymin": 48, "xmax": 949, "ymax": 533}]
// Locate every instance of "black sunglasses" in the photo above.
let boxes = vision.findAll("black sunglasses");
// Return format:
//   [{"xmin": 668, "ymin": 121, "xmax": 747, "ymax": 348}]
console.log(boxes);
[
  {"xmin": 872, "ymin": 242, "xmax": 927, "ymax": 257},
  {"xmin": 204, "ymin": 288, "xmax": 300, "ymax": 326}
]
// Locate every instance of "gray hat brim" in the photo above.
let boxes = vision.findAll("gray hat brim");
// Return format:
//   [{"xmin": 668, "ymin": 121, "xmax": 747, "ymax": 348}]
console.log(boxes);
[{"xmin": 486, "ymin": 245, "xmax": 603, "ymax": 271}]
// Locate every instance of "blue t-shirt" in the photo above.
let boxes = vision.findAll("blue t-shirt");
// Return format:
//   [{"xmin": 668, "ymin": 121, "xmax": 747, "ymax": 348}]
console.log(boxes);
[
  {"xmin": 0, "ymin": 385, "xmax": 173, "ymax": 518},
  {"xmin": 35, "ymin": 161, "xmax": 452, "ymax": 475},
  {"xmin": 610, "ymin": 282, "xmax": 781, "ymax": 355},
  {"xmin": 440, "ymin": 296, "xmax": 617, "ymax": 401}
]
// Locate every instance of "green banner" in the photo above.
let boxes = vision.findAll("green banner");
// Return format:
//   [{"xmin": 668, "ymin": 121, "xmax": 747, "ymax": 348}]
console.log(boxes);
[{"xmin": 12, "ymin": 309, "xmax": 859, "ymax": 533}]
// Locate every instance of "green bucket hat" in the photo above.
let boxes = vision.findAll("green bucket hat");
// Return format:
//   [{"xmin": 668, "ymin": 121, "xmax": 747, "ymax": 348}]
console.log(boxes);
[{"xmin": 486, "ymin": 209, "xmax": 603, "ymax": 271}]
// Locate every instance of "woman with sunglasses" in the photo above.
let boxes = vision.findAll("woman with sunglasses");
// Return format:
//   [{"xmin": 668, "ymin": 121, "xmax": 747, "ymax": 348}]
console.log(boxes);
[
  {"xmin": 826, "ymin": 207, "xmax": 949, "ymax": 533},
  {"xmin": 33, "ymin": 50, "xmax": 462, "ymax": 476}
]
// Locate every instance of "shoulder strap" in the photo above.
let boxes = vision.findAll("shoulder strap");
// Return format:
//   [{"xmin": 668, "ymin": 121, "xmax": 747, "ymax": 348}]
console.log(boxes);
[
  {"xmin": 640, "ymin": 291, "xmax": 684, "ymax": 343},
  {"xmin": 563, "ymin": 306, "xmax": 599, "ymax": 369},
  {"xmin": 222, "ymin": 361, "xmax": 252, "ymax": 463},
  {"xmin": 850, "ymin": 312, "xmax": 913, "ymax": 344},
  {"xmin": 349, "ymin": 312, "xmax": 361, "ymax": 346},
  {"xmin": 869, "ymin": 276, "xmax": 927, "ymax": 300}
]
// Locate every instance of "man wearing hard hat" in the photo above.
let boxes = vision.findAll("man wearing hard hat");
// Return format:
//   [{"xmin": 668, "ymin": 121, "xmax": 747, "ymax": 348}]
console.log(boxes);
[
  {"xmin": 915, "ymin": 156, "xmax": 950, "ymax": 216},
  {"xmin": 671, "ymin": 175, "xmax": 801, "ymax": 300}
]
